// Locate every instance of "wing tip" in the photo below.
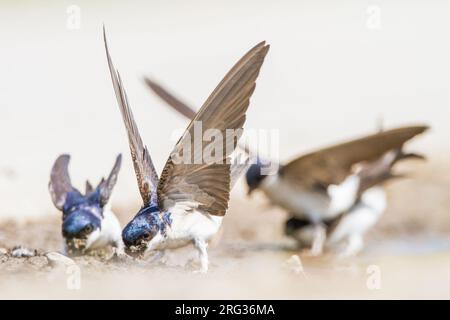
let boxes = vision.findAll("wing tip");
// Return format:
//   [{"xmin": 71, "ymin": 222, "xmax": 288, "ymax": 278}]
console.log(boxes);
[
  {"xmin": 417, "ymin": 124, "xmax": 430, "ymax": 133},
  {"xmin": 383, "ymin": 124, "xmax": 430, "ymax": 138},
  {"xmin": 102, "ymin": 24, "xmax": 108, "ymax": 49},
  {"xmin": 143, "ymin": 76, "xmax": 155, "ymax": 87},
  {"xmin": 254, "ymin": 41, "xmax": 270, "ymax": 57},
  {"xmin": 55, "ymin": 154, "xmax": 71, "ymax": 164},
  {"xmin": 115, "ymin": 153, "xmax": 123, "ymax": 166},
  {"xmin": 404, "ymin": 124, "xmax": 430, "ymax": 136},
  {"xmin": 144, "ymin": 77, "xmax": 161, "ymax": 93},
  {"xmin": 243, "ymin": 41, "xmax": 270, "ymax": 63},
  {"xmin": 253, "ymin": 40, "xmax": 269, "ymax": 50}
]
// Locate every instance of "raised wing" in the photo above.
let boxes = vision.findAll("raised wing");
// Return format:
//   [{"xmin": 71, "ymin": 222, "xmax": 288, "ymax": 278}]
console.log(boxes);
[
  {"xmin": 145, "ymin": 78, "xmax": 255, "ymax": 156},
  {"xmin": 145, "ymin": 78, "xmax": 254, "ymax": 186},
  {"xmin": 49, "ymin": 154, "xmax": 75, "ymax": 210},
  {"xmin": 230, "ymin": 155, "xmax": 252, "ymax": 189},
  {"xmin": 98, "ymin": 154, "xmax": 122, "ymax": 206},
  {"xmin": 104, "ymin": 28, "xmax": 159, "ymax": 205},
  {"xmin": 157, "ymin": 42, "xmax": 269, "ymax": 215},
  {"xmin": 144, "ymin": 78, "xmax": 197, "ymax": 119},
  {"xmin": 85, "ymin": 180, "xmax": 94, "ymax": 195},
  {"xmin": 280, "ymin": 126, "xmax": 429, "ymax": 189}
]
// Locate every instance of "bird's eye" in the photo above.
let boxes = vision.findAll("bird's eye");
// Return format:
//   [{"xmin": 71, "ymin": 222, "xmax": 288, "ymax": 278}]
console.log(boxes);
[
  {"xmin": 141, "ymin": 232, "xmax": 151, "ymax": 240},
  {"xmin": 84, "ymin": 224, "xmax": 93, "ymax": 233}
]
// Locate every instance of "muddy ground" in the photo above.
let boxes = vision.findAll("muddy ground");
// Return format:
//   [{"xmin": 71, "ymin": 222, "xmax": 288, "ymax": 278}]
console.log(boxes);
[{"xmin": 1, "ymin": 168, "xmax": 450, "ymax": 299}]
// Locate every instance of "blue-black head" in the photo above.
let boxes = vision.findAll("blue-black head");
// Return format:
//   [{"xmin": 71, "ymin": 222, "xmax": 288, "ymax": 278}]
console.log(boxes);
[
  {"xmin": 122, "ymin": 205, "xmax": 171, "ymax": 257},
  {"xmin": 245, "ymin": 158, "xmax": 268, "ymax": 195},
  {"xmin": 61, "ymin": 190, "xmax": 103, "ymax": 241},
  {"xmin": 49, "ymin": 154, "xmax": 122, "ymax": 250}
]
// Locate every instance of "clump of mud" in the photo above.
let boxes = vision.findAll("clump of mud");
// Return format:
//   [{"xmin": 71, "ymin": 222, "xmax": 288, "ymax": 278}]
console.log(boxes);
[
  {"xmin": 0, "ymin": 247, "xmax": 49, "ymax": 273},
  {"xmin": 1, "ymin": 194, "xmax": 450, "ymax": 299},
  {"xmin": 0, "ymin": 217, "xmax": 146, "ymax": 276},
  {"xmin": 0, "ymin": 246, "xmax": 132, "ymax": 275}
]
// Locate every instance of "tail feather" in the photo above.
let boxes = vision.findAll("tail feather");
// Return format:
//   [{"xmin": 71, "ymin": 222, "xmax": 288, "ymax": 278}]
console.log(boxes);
[
  {"xmin": 396, "ymin": 151, "xmax": 426, "ymax": 162},
  {"xmin": 357, "ymin": 147, "xmax": 425, "ymax": 195}
]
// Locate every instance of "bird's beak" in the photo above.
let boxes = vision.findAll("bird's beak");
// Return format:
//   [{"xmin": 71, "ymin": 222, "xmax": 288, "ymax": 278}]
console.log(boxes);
[{"xmin": 125, "ymin": 244, "xmax": 147, "ymax": 259}]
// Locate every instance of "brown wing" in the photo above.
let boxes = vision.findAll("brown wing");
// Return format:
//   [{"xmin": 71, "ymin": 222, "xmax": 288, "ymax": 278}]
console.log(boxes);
[
  {"xmin": 280, "ymin": 126, "xmax": 429, "ymax": 189},
  {"xmin": 144, "ymin": 78, "xmax": 197, "ymax": 119},
  {"xmin": 145, "ymin": 78, "xmax": 254, "ymax": 156},
  {"xmin": 230, "ymin": 156, "xmax": 251, "ymax": 189},
  {"xmin": 157, "ymin": 42, "xmax": 269, "ymax": 215},
  {"xmin": 104, "ymin": 27, "xmax": 159, "ymax": 205}
]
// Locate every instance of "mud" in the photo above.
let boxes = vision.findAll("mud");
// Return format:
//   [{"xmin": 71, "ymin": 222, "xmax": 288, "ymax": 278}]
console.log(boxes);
[{"xmin": 1, "ymin": 197, "xmax": 450, "ymax": 299}]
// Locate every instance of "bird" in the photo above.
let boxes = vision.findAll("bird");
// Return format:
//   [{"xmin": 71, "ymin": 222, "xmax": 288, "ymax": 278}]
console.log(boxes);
[
  {"xmin": 48, "ymin": 154, "xmax": 124, "ymax": 256},
  {"xmin": 103, "ymin": 28, "xmax": 269, "ymax": 272},
  {"xmin": 144, "ymin": 78, "xmax": 429, "ymax": 257},
  {"xmin": 281, "ymin": 146, "xmax": 426, "ymax": 256}
]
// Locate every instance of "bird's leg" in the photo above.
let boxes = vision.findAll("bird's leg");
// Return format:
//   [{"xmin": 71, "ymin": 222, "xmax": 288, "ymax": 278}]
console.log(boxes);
[
  {"xmin": 305, "ymin": 224, "xmax": 326, "ymax": 256},
  {"xmin": 193, "ymin": 238, "xmax": 209, "ymax": 273},
  {"xmin": 61, "ymin": 242, "xmax": 69, "ymax": 256},
  {"xmin": 339, "ymin": 234, "xmax": 364, "ymax": 257},
  {"xmin": 112, "ymin": 238, "xmax": 126, "ymax": 258}
]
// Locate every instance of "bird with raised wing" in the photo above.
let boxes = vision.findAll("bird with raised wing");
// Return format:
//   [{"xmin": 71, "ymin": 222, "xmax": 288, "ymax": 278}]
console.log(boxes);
[
  {"xmin": 104, "ymin": 29, "xmax": 269, "ymax": 272},
  {"xmin": 49, "ymin": 154, "xmax": 124, "ymax": 256},
  {"xmin": 144, "ymin": 78, "xmax": 428, "ymax": 257}
]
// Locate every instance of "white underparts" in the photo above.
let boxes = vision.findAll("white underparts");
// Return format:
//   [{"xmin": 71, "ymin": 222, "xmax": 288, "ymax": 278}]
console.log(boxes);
[
  {"xmin": 260, "ymin": 173, "xmax": 361, "ymax": 222},
  {"xmin": 144, "ymin": 209, "xmax": 223, "ymax": 272},
  {"xmin": 260, "ymin": 174, "xmax": 329, "ymax": 223},
  {"xmin": 326, "ymin": 174, "xmax": 360, "ymax": 219},
  {"xmin": 328, "ymin": 187, "xmax": 387, "ymax": 256},
  {"xmin": 81, "ymin": 207, "xmax": 123, "ymax": 252},
  {"xmin": 288, "ymin": 187, "xmax": 387, "ymax": 257}
]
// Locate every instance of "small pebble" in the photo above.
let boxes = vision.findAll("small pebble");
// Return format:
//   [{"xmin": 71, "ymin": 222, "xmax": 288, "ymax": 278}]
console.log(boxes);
[
  {"xmin": 0, "ymin": 248, "xmax": 7, "ymax": 256},
  {"xmin": 11, "ymin": 246, "xmax": 36, "ymax": 258},
  {"xmin": 28, "ymin": 256, "xmax": 49, "ymax": 269},
  {"xmin": 285, "ymin": 254, "xmax": 306, "ymax": 276},
  {"xmin": 45, "ymin": 251, "xmax": 76, "ymax": 267}
]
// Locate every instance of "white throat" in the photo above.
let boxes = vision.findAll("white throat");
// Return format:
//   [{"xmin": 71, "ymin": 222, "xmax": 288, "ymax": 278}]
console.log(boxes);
[{"xmin": 146, "ymin": 209, "xmax": 223, "ymax": 252}]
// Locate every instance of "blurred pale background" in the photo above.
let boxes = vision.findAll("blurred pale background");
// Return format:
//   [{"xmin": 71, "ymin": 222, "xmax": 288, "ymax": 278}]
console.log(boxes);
[{"xmin": 0, "ymin": 0, "xmax": 449, "ymax": 223}]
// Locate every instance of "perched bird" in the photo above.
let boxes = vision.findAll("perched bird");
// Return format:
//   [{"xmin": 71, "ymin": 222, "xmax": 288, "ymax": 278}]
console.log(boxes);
[
  {"xmin": 144, "ymin": 78, "xmax": 429, "ymax": 256},
  {"xmin": 49, "ymin": 154, "xmax": 124, "ymax": 256},
  {"xmin": 104, "ymin": 28, "xmax": 269, "ymax": 272}
]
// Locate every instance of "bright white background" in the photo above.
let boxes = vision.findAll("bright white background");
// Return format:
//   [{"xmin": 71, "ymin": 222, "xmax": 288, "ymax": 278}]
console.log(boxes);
[{"xmin": 0, "ymin": 0, "xmax": 448, "ymax": 220}]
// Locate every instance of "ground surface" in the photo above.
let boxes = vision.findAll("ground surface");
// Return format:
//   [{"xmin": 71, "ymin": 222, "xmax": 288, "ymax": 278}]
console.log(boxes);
[{"xmin": 1, "ymin": 180, "xmax": 450, "ymax": 299}]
